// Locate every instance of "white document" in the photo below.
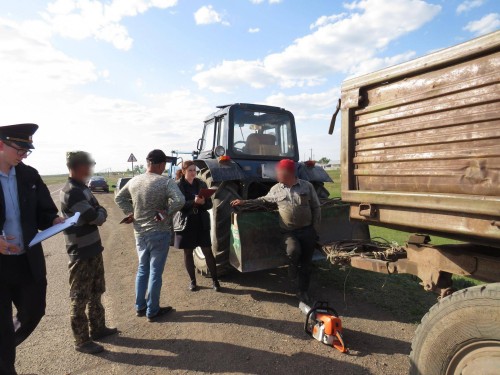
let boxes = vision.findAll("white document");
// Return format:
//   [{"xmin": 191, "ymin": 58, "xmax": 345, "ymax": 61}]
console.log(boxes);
[{"xmin": 29, "ymin": 212, "xmax": 80, "ymax": 247}]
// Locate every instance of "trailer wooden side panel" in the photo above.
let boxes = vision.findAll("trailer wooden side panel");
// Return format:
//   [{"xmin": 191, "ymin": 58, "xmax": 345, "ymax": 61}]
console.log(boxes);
[{"xmin": 340, "ymin": 32, "xmax": 500, "ymax": 246}]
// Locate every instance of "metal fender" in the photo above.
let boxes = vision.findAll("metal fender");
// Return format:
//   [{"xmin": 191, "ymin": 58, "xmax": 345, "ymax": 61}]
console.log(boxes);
[
  {"xmin": 297, "ymin": 163, "xmax": 333, "ymax": 183},
  {"xmin": 194, "ymin": 159, "xmax": 246, "ymax": 182}
]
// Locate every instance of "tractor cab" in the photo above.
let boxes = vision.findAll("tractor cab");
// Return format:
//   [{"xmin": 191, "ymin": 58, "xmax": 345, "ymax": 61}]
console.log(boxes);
[{"xmin": 198, "ymin": 103, "xmax": 298, "ymax": 164}]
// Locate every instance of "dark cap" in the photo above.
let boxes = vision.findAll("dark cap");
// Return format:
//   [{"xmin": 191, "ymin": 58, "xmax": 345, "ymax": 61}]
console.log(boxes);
[
  {"xmin": 66, "ymin": 151, "xmax": 96, "ymax": 169},
  {"xmin": 0, "ymin": 123, "xmax": 39, "ymax": 149},
  {"xmin": 146, "ymin": 149, "xmax": 168, "ymax": 164}
]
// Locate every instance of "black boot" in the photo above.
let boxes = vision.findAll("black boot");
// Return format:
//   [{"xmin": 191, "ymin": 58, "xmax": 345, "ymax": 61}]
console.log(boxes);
[
  {"xmin": 212, "ymin": 279, "xmax": 221, "ymax": 292},
  {"xmin": 189, "ymin": 280, "xmax": 198, "ymax": 291}
]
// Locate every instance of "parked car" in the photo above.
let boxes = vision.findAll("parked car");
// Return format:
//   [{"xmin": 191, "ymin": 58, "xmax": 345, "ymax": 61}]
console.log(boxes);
[
  {"xmin": 88, "ymin": 176, "xmax": 109, "ymax": 193},
  {"xmin": 113, "ymin": 177, "xmax": 132, "ymax": 197}
]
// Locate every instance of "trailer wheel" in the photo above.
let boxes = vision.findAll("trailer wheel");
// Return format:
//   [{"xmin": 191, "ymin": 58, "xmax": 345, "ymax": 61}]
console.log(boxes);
[
  {"xmin": 198, "ymin": 170, "xmax": 240, "ymax": 275},
  {"xmin": 410, "ymin": 283, "xmax": 500, "ymax": 375}
]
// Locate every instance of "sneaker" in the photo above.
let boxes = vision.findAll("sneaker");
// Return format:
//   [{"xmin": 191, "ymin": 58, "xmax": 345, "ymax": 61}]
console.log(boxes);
[
  {"xmin": 212, "ymin": 280, "xmax": 221, "ymax": 292},
  {"xmin": 91, "ymin": 327, "xmax": 118, "ymax": 341},
  {"xmin": 147, "ymin": 306, "xmax": 173, "ymax": 322},
  {"xmin": 136, "ymin": 307, "xmax": 147, "ymax": 317},
  {"xmin": 74, "ymin": 341, "xmax": 104, "ymax": 354},
  {"xmin": 296, "ymin": 291, "xmax": 311, "ymax": 304},
  {"xmin": 189, "ymin": 280, "xmax": 198, "ymax": 292}
]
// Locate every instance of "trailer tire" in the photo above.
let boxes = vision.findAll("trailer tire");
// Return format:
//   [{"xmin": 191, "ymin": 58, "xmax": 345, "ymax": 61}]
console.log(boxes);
[
  {"xmin": 409, "ymin": 283, "xmax": 500, "ymax": 375},
  {"xmin": 198, "ymin": 169, "xmax": 240, "ymax": 275}
]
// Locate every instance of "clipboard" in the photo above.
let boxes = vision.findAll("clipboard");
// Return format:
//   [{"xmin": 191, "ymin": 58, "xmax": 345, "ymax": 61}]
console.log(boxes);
[
  {"xmin": 29, "ymin": 212, "xmax": 80, "ymax": 247},
  {"xmin": 198, "ymin": 188, "xmax": 217, "ymax": 199}
]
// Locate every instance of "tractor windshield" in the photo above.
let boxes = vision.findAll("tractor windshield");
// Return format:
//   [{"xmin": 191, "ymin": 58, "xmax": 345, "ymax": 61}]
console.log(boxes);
[{"xmin": 232, "ymin": 108, "xmax": 296, "ymax": 158}]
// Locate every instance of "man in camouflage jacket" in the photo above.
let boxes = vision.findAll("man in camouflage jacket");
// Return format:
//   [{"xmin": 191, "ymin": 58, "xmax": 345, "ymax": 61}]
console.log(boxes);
[{"xmin": 60, "ymin": 151, "xmax": 117, "ymax": 354}]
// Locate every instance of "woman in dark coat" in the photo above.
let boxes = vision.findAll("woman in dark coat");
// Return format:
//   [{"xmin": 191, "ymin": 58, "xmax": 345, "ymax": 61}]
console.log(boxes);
[{"xmin": 173, "ymin": 161, "xmax": 220, "ymax": 292}]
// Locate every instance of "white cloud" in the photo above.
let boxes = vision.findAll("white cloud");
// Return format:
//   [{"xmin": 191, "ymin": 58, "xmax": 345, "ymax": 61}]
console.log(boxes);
[
  {"xmin": 37, "ymin": 0, "xmax": 178, "ymax": 51},
  {"xmin": 194, "ymin": 5, "xmax": 229, "ymax": 26},
  {"xmin": 0, "ymin": 18, "xmax": 97, "ymax": 93},
  {"xmin": 195, "ymin": 63, "xmax": 205, "ymax": 71},
  {"xmin": 347, "ymin": 51, "xmax": 417, "ymax": 77},
  {"xmin": 0, "ymin": 16, "xmax": 212, "ymax": 174},
  {"xmin": 193, "ymin": 60, "xmax": 275, "ymax": 93},
  {"xmin": 464, "ymin": 13, "xmax": 500, "ymax": 35},
  {"xmin": 310, "ymin": 13, "xmax": 346, "ymax": 29},
  {"xmin": 456, "ymin": 0, "xmax": 484, "ymax": 14},
  {"xmin": 193, "ymin": 0, "xmax": 441, "ymax": 92},
  {"xmin": 248, "ymin": 27, "xmax": 260, "ymax": 33},
  {"xmin": 266, "ymin": 87, "xmax": 340, "ymax": 121}
]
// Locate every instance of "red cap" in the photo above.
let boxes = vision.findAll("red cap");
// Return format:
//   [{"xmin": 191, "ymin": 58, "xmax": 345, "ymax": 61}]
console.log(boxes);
[{"xmin": 276, "ymin": 159, "xmax": 296, "ymax": 174}]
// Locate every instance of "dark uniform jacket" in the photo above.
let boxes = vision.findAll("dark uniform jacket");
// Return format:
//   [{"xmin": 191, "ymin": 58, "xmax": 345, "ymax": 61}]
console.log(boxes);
[
  {"xmin": 0, "ymin": 163, "xmax": 59, "ymax": 282},
  {"xmin": 173, "ymin": 178, "xmax": 212, "ymax": 232}
]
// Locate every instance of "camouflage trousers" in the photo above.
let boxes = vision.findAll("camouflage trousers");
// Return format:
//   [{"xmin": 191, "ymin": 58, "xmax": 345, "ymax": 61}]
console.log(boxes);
[{"xmin": 68, "ymin": 253, "xmax": 106, "ymax": 345}]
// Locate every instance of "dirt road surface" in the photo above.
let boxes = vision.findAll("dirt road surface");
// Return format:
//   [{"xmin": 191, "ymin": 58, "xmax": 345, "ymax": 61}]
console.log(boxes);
[{"xmin": 16, "ymin": 188, "xmax": 415, "ymax": 375}]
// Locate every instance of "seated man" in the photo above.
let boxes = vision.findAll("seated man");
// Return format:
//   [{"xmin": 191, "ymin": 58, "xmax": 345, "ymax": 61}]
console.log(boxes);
[{"xmin": 231, "ymin": 159, "xmax": 321, "ymax": 303}]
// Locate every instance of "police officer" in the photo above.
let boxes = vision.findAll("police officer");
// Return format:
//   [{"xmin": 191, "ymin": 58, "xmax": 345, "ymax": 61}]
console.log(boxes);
[
  {"xmin": 60, "ymin": 151, "xmax": 117, "ymax": 354},
  {"xmin": 0, "ymin": 124, "xmax": 63, "ymax": 375},
  {"xmin": 231, "ymin": 159, "xmax": 321, "ymax": 303}
]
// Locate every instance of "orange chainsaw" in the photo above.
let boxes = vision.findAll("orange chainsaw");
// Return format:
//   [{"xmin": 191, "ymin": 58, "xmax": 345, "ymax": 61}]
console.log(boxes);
[{"xmin": 301, "ymin": 301, "xmax": 348, "ymax": 353}]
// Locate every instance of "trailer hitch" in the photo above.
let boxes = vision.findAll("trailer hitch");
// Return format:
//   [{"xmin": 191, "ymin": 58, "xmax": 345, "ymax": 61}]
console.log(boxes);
[{"xmin": 328, "ymin": 98, "xmax": 341, "ymax": 135}]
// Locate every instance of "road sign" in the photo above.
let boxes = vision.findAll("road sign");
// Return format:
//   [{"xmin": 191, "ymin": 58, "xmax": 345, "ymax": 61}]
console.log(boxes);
[{"xmin": 128, "ymin": 153, "xmax": 138, "ymax": 176}]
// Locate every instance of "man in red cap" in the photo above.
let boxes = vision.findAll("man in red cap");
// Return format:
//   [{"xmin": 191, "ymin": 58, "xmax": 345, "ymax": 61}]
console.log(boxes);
[
  {"xmin": 231, "ymin": 159, "xmax": 321, "ymax": 303},
  {"xmin": 0, "ymin": 124, "xmax": 64, "ymax": 375}
]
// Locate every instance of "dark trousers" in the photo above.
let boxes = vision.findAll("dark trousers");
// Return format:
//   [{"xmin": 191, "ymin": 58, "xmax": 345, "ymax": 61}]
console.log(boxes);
[
  {"xmin": 68, "ymin": 254, "xmax": 106, "ymax": 345},
  {"xmin": 283, "ymin": 226, "xmax": 317, "ymax": 292},
  {"xmin": 0, "ymin": 254, "xmax": 46, "ymax": 375}
]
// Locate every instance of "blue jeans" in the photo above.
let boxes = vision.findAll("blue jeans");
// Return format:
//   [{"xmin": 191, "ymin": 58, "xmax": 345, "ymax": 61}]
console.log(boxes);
[{"xmin": 134, "ymin": 231, "xmax": 170, "ymax": 318}]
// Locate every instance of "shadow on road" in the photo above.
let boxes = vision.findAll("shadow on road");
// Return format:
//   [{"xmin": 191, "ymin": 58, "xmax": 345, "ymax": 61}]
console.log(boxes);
[
  {"xmin": 168, "ymin": 309, "xmax": 307, "ymax": 340},
  {"xmin": 343, "ymin": 328, "xmax": 411, "ymax": 356},
  {"xmin": 105, "ymin": 336, "xmax": 368, "ymax": 374}
]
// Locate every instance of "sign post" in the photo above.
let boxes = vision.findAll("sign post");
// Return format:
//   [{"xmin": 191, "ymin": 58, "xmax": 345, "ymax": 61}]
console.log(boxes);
[{"xmin": 128, "ymin": 153, "xmax": 137, "ymax": 176}]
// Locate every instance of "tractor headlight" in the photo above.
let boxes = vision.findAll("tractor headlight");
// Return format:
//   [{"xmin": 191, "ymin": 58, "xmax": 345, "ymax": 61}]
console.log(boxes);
[{"xmin": 214, "ymin": 145, "xmax": 226, "ymax": 157}]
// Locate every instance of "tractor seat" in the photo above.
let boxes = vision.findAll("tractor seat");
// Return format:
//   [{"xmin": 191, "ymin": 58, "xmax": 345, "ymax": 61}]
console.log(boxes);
[{"xmin": 244, "ymin": 134, "xmax": 280, "ymax": 156}]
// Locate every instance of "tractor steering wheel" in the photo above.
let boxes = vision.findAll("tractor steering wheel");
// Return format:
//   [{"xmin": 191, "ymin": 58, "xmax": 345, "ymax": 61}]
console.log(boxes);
[{"xmin": 233, "ymin": 141, "xmax": 246, "ymax": 152}]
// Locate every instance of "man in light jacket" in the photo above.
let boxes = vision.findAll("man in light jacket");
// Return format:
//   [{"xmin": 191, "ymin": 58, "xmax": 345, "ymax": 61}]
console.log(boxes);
[{"xmin": 115, "ymin": 149, "xmax": 184, "ymax": 322}]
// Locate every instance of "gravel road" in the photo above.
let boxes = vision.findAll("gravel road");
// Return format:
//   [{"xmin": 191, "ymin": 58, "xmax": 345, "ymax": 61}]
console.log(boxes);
[{"xmin": 15, "ymin": 189, "xmax": 415, "ymax": 375}]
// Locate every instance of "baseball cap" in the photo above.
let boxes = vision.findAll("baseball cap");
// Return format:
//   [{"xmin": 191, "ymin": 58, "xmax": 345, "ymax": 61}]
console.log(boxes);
[
  {"xmin": 276, "ymin": 159, "xmax": 296, "ymax": 174},
  {"xmin": 146, "ymin": 149, "xmax": 168, "ymax": 164}
]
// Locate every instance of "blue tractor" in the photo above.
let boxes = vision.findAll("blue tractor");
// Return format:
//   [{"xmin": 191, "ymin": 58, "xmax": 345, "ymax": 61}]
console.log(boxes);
[{"xmin": 192, "ymin": 103, "xmax": 368, "ymax": 274}]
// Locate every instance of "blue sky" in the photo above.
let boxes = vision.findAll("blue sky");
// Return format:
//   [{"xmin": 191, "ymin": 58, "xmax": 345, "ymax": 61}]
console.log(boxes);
[{"xmin": 0, "ymin": 0, "xmax": 498, "ymax": 174}]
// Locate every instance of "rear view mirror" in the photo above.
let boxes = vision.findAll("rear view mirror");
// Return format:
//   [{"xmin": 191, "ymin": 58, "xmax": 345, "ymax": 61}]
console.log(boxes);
[{"xmin": 197, "ymin": 138, "xmax": 203, "ymax": 151}]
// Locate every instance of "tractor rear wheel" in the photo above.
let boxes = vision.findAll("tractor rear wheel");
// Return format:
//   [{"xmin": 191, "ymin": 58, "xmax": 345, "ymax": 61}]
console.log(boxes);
[
  {"xmin": 409, "ymin": 283, "xmax": 500, "ymax": 375},
  {"xmin": 197, "ymin": 169, "xmax": 240, "ymax": 275}
]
